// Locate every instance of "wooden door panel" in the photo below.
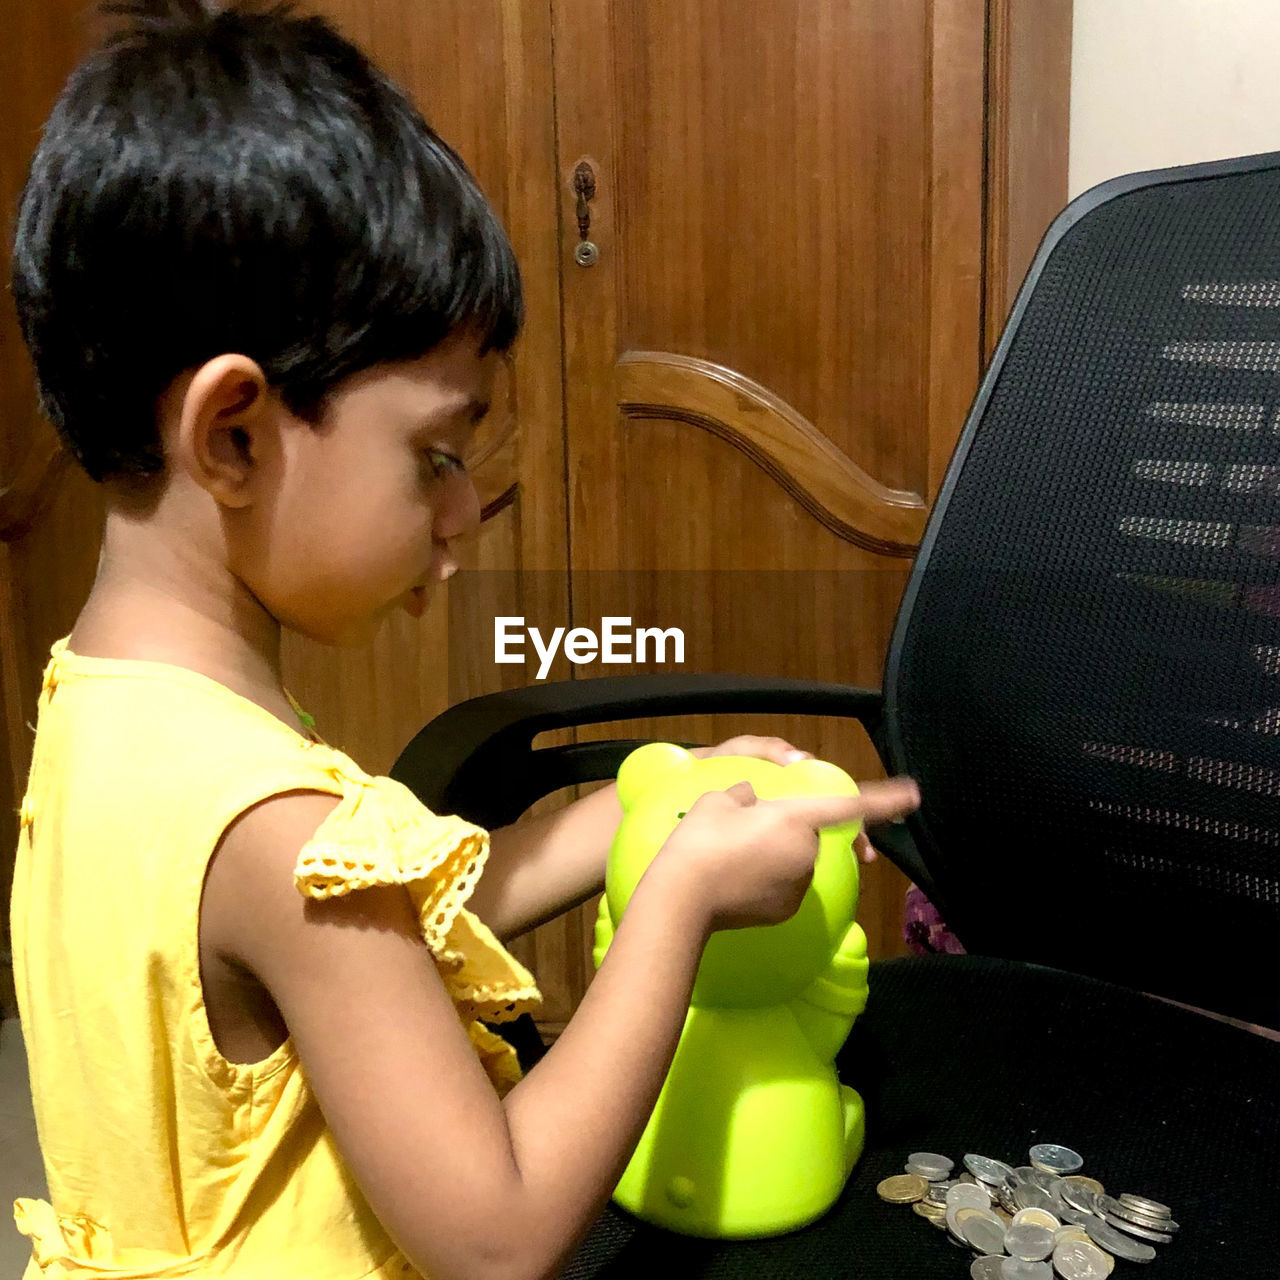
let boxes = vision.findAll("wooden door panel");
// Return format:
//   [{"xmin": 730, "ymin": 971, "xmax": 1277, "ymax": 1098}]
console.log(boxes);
[
  {"xmin": 554, "ymin": 0, "xmax": 989, "ymax": 966},
  {"xmin": 610, "ymin": 0, "xmax": 934, "ymax": 495},
  {"xmin": 557, "ymin": 0, "xmax": 985, "ymax": 563}
]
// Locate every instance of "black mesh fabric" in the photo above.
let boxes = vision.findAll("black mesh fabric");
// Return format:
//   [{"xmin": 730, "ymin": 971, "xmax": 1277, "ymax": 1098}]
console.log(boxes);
[
  {"xmin": 562, "ymin": 956, "xmax": 1280, "ymax": 1279},
  {"xmin": 885, "ymin": 156, "xmax": 1280, "ymax": 1028}
]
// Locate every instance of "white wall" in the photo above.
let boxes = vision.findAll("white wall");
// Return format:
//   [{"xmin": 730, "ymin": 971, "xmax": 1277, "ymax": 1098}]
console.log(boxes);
[{"xmin": 1069, "ymin": 0, "xmax": 1280, "ymax": 199}]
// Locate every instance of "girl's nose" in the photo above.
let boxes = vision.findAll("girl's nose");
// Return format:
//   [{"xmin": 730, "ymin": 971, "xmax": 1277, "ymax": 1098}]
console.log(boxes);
[{"xmin": 434, "ymin": 470, "xmax": 482, "ymax": 542}]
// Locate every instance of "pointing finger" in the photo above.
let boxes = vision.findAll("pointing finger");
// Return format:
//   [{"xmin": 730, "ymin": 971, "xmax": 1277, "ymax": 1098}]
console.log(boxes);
[{"xmin": 772, "ymin": 778, "xmax": 920, "ymax": 830}]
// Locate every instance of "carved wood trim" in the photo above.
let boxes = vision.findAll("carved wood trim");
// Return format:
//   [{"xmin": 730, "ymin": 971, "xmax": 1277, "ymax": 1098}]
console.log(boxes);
[
  {"xmin": 615, "ymin": 351, "xmax": 927, "ymax": 558},
  {"xmin": 0, "ymin": 430, "xmax": 71, "ymax": 543},
  {"xmin": 480, "ymin": 482, "xmax": 519, "ymax": 523}
]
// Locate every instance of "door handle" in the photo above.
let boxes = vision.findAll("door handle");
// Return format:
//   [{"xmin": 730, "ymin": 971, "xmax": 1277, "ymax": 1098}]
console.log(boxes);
[{"xmin": 572, "ymin": 160, "xmax": 599, "ymax": 266}]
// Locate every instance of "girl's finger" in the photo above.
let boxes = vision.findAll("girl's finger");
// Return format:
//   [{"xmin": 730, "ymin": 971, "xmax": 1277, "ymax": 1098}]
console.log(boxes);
[{"xmin": 853, "ymin": 830, "xmax": 879, "ymax": 864}]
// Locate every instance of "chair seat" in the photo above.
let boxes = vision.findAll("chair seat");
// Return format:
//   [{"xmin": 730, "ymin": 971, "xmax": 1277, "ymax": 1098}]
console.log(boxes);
[{"xmin": 563, "ymin": 955, "xmax": 1280, "ymax": 1279}]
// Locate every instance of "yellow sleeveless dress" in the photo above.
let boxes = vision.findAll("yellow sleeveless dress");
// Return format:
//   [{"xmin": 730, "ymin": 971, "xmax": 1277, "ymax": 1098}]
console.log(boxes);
[{"xmin": 10, "ymin": 640, "xmax": 541, "ymax": 1278}]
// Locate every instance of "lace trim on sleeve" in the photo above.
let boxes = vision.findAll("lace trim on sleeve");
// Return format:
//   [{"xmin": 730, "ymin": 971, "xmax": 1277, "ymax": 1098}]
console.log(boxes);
[{"xmin": 293, "ymin": 762, "xmax": 541, "ymax": 1073}]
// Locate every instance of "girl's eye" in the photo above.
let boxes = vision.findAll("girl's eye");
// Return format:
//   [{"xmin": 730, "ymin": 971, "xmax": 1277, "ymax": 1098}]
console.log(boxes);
[{"xmin": 424, "ymin": 448, "xmax": 468, "ymax": 480}]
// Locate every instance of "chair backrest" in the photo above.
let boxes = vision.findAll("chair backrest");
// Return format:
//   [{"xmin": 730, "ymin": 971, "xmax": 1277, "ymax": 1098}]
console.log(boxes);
[{"xmin": 884, "ymin": 152, "xmax": 1280, "ymax": 1028}]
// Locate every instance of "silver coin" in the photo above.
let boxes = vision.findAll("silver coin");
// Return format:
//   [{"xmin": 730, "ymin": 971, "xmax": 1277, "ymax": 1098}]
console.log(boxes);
[
  {"xmin": 1107, "ymin": 1202, "xmax": 1179, "ymax": 1233},
  {"xmin": 1029, "ymin": 1144, "xmax": 1084, "ymax": 1175},
  {"xmin": 1052, "ymin": 1239, "xmax": 1110, "ymax": 1280},
  {"xmin": 1000, "ymin": 1260, "xmax": 1052, "ymax": 1280},
  {"xmin": 1054, "ymin": 1225, "xmax": 1092, "ymax": 1248},
  {"xmin": 962, "ymin": 1211, "xmax": 1009, "ymax": 1256},
  {"xmin": 1006, "ymin": 1222, "xmax": 1055, "ymax": 1261},
  {"xmin": 1058, "ymin": 1181, "xmax": 1099, "ymax": 1215},
  {"xmin": 1012, "ymin": 1165, "xmax": 1056, "ymax": 1192},
  {"xmin": 972, "ymin": 1258, "xmax": 1006, "ymax": 1280},
  {"xmin": 997, "ymin": 1184, "xmax": 1021, "ymax": 1215},
  {"xmin": 1055, "ymin": 1204, "xmax": 1100, "ymax": 1229},
  {"xmin": 966, "ymin": 1153, "xmax": 1017, "ymax": 1185},
  {"xmin": 1118, "ymin": 1193, "xmax": 1172, "ymax": 1219},
  {"xmin": 1015, "ymin": 1182, "xmax": 1055, "ymax": 1213},
  {"xmin": 1083, "ymin": 1218, "xmax": 1158, "ymax": 1263},
  {"xmin": 948, "ymin": 1182, "xmax": 994, "ymax": 1210},
  {"xmin": 908, "ymin": 1151, "xmax": 955, "ymax": 1180},
  {"xmin": 1102, "ymin": 1213, "xmax": 1173, "ymax": 1245},
  {"xmin": 949, "ymin": 1203, "xmax": 986, "ymax": 1240}
]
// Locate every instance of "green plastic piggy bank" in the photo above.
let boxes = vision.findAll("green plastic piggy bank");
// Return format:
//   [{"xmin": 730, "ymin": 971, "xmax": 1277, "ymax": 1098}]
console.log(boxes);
[{"xmin": 593, "ymin": 742, "xmax": 871, "ymax": 1239}]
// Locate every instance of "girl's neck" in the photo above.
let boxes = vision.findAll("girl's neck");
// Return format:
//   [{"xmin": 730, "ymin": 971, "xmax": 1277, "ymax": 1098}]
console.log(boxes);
[{"xmin": 68, "ymin": 508, "xmax": 294, "ymax": 726}]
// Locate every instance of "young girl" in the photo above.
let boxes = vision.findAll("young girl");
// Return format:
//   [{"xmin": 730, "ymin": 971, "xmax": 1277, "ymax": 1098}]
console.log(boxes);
[{"xmin": 8, "ymin": 4, "xmax": 919, "ymax": 1278}]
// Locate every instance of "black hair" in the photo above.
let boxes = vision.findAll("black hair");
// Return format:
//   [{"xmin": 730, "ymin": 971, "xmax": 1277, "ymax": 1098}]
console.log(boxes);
[{"xmin": 11, "ymin": 0, "xmax": 522, "ymax": 483}]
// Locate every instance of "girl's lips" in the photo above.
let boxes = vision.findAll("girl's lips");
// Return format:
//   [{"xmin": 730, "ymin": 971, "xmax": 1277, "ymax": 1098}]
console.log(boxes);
[
  {"xmin": 402, "ymin": 561, "xmax": 460, "ymax": 616},
  {"xmin": 402, "ymin": 584, "xmax": 429, "ymax": 618}
]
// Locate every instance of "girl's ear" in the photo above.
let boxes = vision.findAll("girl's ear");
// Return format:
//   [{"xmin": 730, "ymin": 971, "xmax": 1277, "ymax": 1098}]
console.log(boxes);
[{"xmin": 174, "ymin": 354, "xmax": 274, "ymax": 508}]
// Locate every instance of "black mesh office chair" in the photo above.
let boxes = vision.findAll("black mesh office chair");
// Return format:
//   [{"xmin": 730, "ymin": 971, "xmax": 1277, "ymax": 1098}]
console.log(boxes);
[{"xmin": 391, "ymin": 153, "xmax": 1280, "ymax": 1278}]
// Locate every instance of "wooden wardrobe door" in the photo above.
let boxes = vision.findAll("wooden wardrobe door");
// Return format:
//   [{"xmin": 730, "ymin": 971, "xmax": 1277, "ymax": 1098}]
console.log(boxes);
[
  {"xmin": 1, "ymin": 1, "xmax": 111, "ymax": 1014},
  {"xmin": 549, "ymin": 0, "xmax": 991, "ymax": 971}
]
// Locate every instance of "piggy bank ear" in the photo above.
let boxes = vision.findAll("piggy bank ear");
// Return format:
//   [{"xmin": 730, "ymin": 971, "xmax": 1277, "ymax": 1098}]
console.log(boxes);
[
  {"xmin": 617, "ymin": 742, "xmax": 696, "ymax": 811},
  {"xmin": 783, "ymin": 758, "xmax": 863, "ymax": 838},
  {"xmin": 783, "ymin": 757, "xmax": 859, "ymax": 798}
]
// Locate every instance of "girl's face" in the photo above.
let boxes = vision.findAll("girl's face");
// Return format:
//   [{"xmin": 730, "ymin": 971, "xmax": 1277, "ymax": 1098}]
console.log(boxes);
[{"xmin": 249, "ymin": 334, "xmax": 493, "ymax": 646}]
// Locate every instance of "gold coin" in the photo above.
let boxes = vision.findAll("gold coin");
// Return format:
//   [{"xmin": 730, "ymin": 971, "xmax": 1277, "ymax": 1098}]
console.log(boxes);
[
  {"xmin": 994, "ymin": 1208, "xmax": 1014, "ymax": 1228},
  {"xmin": 953, "ymin": 1206, "xmax": 988, "ymax": 1226},
  {"xmin": 1062, "ymin": 1175, "xmax": 1105, "ymax": 1196},
  {"xmin": 877, "ymin": 1173, "xmax": 928, "ymax": 1203},
  {"xmin": 1012, "ymin": 1207, "xmax": 1059, "ymax": 1231},
  {"xmin": 1054, "ymin": 1226, "xmax": 1091, "ymax": 1247},
  {"xmin": 913, "ymin": 1202, "xmax": 947, "ymax": 1227}
]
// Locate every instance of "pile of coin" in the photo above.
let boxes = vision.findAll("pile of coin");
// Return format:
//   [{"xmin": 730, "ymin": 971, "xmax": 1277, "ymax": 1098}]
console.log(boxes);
[{"xmin": 876, "ymin": 1145, "xmax": 1179, "ymax": 1279}]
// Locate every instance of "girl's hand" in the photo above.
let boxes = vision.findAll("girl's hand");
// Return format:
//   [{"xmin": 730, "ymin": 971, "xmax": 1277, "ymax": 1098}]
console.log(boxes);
[
  {"xmin": 692, "ymin": 736, "xmax": 883, "ymax": 864},
  {"xmin": 651, "ymin": 777, "xmax": 919, "ymax": 933},
  {"xmin": 691, "ymin": 734, "xmax": 811, "ymax": 767}
]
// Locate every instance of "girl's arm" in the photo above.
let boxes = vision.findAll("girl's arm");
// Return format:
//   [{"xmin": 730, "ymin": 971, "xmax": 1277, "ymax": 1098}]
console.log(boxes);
[
  {"xmin": 205, "ymin": 779, "xmax": 917, "ymax": 1280},
  {"xmin": 206, "ymin": 791, "xmax": 708, "ymax": 1280},
  {"xmin": 471, "ymin": 783, "xmax": 621, "ymax": 939}
]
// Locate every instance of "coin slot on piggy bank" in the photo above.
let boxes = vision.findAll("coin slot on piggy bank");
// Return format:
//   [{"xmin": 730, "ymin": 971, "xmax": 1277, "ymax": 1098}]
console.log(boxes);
[{"xmin": 593, "ymin": 742, "xmax": 870, "ymax": 1238}]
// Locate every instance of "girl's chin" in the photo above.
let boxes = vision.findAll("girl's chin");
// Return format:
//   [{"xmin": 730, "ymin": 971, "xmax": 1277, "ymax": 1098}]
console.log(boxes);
[{"xmin": 284, "ymin": 586, "xmax": 434, "ymax": 647}]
